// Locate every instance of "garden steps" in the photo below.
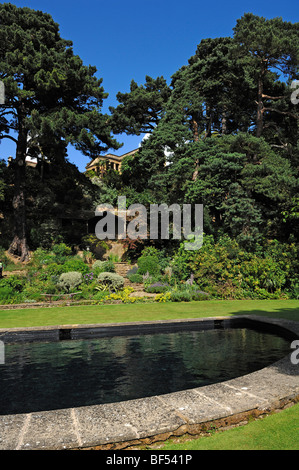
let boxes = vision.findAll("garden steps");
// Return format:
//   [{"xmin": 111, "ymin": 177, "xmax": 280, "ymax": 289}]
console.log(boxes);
[{"xmin": 114, "ymin": 262, "xmax": 148, "ymax": 295}]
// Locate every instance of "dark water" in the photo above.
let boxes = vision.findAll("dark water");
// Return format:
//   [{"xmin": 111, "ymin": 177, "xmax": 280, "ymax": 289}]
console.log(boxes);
[{"xmin": 0, "ymin": 327, "xmax": 291, "ymax": 415}]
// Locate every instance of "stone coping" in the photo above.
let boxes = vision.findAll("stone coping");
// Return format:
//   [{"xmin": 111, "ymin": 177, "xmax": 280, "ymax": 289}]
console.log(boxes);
[{"xmin": 0, "ymin": 315, "xmax": 298, "ymax": 450}]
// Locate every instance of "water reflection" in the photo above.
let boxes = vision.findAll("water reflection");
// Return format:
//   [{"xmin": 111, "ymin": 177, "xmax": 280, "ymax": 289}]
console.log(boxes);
[{"xmin": 0, "ymin": 328, "xmax": 290, "ymax": 415}]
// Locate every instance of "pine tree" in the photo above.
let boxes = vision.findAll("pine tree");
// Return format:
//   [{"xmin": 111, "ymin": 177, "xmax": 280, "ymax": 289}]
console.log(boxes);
[
  {"xmin": 233, "ymin": 13, "xmax": 299, "ymax": 138},
  {"xmin": 0, "ymin": 3, "xmax": 119, "ymax": 260},
  {"xmin": 109, "ymin": 75, "xmax": 171, "ymax": 135}
]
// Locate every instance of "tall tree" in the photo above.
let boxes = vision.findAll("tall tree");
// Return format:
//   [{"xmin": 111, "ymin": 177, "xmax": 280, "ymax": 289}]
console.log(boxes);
[
  {"xmin": 109, "ymin": 75, "xmax": 171, "ymax": 135},
  {"xmin": 0, "ymin": 3, "xmax": 120, "ymax": 261},
  {"xmin": 187, "ymin": 37, "xmax": 255, "ymax": 137},
  {"xmin": 233, "ymin": 13, "xmax": 299, "ymax": 138}
]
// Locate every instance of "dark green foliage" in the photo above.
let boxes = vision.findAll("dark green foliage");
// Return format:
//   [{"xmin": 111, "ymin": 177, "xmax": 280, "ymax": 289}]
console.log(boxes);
[
  {"xmin": 127, "ymin": 273, "xmax": 143, "ymax": 284},
  {"xmin": 0, "ymin": 3, "xmax": 120, "ymax": 259},
  {"xmin": 110, "ymin": 75, "xmax": 171, "ymax": 135},
  {"xmin": 172, "ymin": 235, "xmax": 298, "ymax": 299},
  {"xmin": 137, "ymin": 252, "xmax": 161, "ymax": 276},
  {"xmin": 92, "ymin": 260, "xmax": 115, "ymax": 275},
  {"xmin": 145, "ymin": 282, "xmax": 170, "ymax": 293},
  {"xmin": 0, "ymin": 275, "xmax": 25, "ymax": 292}
]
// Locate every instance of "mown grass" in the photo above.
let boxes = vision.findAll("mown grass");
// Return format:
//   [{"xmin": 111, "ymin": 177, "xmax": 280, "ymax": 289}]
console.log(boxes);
[
  {"xmin": 0, "ymin": 299, "xmax": 298, "ymax": 329},
  {"xmin": 159, "ymin": 402, "xmax": 299, "ymax": 450}
]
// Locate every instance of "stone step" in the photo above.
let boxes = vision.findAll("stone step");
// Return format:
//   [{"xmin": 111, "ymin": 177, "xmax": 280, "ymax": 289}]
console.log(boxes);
[
  {"xmin": 114, "ymin": 263, "xmax": 136, "ymax": 277},
  {"xmin": 114, "ymin": 263, "xmax": 145, "ymax": 292}
]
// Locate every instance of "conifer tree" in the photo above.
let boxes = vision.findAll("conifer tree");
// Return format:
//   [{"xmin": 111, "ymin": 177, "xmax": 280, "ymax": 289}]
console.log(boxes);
[
  {"xmin": 109, "ymin": 75, "xmax": 171, "ymax": 135},
  {"xmin": 0, "ymin": 3, "xmax": 119, "ymax": 260},
  {"xmin": 233, "ymin": 13, "xmax": 299, "ymax": 138}
]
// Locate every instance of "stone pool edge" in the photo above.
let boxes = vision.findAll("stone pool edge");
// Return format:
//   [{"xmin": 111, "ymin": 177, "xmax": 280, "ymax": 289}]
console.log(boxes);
[{"xmin": 0, "ymin": 315, "xmax": 298, "ymax": 450}]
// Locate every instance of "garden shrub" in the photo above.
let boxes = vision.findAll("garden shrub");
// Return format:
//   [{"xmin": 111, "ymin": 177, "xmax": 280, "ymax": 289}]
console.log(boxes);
[
  {"xmin": 81, "ymin": 234, "xmax": 110, "ymax": 259},
  {"xmin": 30, "ymin": 247, "xmax": 56, "ymax": 268},
  {"xmin": 0, "ymin": 287, "xmax": 19, "ymax": 304},
  {"xmin": 0, "ymin": 275, "xmax": 25, "ymax": 292},
  {"xmin": 127, "ymin": 273, "xmax": 143, "ymax": 284},
  {"xmin": 21, "ymin": 285, "xmax": 44, "ymax": 302},
  {"xmin": 83, "ymin": 272, "xmax": 96, "ymax": 284},
  {"xmin": 22, "ymin": 279, "xmax": 58, "ymax": 301},
  {"xmin": 60, "ymin": 258, "xmax": 90, "ymax": 275},
  {"xmin": 97, "ymin": 272, "xmax": 125, "ymax": 291},
  {"xmin": 37, "ymin": 262, "xmax": 65, "ymax": 281},
  {"xmin": 145, "ymin": 282, "xmax": 170, "ymax": 293},
  {"xmin": 92, "ymin": 260, "xmax": 115, "ymax": 275},
  {"xmin": 126, "ymin": 265, "xmax": 138, "ymax": 276},
  {"xmin": 57, "ymin": 272, "xmax": 82, "ymax": 292},
  {"xmin": 137, "ymin": 251, "xmax": 161, "ymax": 276},
  {"xmin": 154, "ymin": 292, "xmax": 171, "ymax": 302},
  {"xmin": 169, "ymin": 290, "xmax": 193, "ymax": 302},
  {"xmin": 103, "ymin": 287, "xmax": 136, "ymax": 303},
  {"xmin": 190, "ymin": 290, "xmax": 209, "ymax": 301},
  {"xmin": 52, "ymin": 243, "xmax": 72, "ymax": 258},
  {"xmin": 171, "ymin": 234, "xmax": 298, "ymax": 299}
]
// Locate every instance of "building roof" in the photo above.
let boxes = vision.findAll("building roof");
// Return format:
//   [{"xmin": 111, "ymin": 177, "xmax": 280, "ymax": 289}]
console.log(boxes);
[{"xmin": 85, "ymin": 148, "xmax": 139, "ymax": 170}]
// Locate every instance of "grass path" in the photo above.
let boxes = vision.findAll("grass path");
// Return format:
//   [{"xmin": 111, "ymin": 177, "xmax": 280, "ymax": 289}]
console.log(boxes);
[{"xmin": 0, "ymin": 299, "xmax": 298, "ymax": 329}]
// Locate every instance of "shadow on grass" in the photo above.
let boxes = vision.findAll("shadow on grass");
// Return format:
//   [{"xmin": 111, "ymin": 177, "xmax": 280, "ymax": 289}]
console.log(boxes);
[{"xmin": 229, "ymin": 306, "xmax": 299, "ymax": 322}]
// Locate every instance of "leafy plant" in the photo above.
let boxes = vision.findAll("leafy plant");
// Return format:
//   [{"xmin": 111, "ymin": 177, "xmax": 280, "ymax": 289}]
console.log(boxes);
[
  {"xmin": 0, "ymin": 287, "xmax": 18, "ymax": 303},
  {"xmin": 103, "ymin": 287, "xmax": 136, "ymax": 303},
  {"xmin": 127, "ymin": 273, "xmax": 144, "ymax": 284},
  {"xmin": 145, "ymin": 282, "xmax": 170, "ymax": 293},
  {"xmin": 97, "ymin": 272, "xmax": 125, "ymax": 291},
  {"xmin": 137, "ymin": 252, "xmax": 161, "ymax": 276},
  {"xmin": 92, "ymin": 260, "xmax": 115, "ymax": 275},
  {"xmin": 0, "ymin": 275, "xmax": 25, "ymax": 292},
  {"xmin": 57, "ymin": 272, "xmax": 82, "ymax": 293},
  {"xmin": 60, "ymin": 258, "xmax": 90, "ymax": 275},
  {"xmin": 154, "ymin": 292, "xmax": 171, "ymax": 302},
  {"xmin": 52, "ymin": 243, "xmax": 72, "ymax": 258}
]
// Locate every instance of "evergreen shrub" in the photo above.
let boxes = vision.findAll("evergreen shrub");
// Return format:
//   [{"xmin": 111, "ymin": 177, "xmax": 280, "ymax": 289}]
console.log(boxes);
[
  {"xmin": 58, "ymin": 272, "xmax": 82, "ymax": 292},
  {"xmin": 97, "ymin": 272, "xmax": 125, "ymax": 291}
]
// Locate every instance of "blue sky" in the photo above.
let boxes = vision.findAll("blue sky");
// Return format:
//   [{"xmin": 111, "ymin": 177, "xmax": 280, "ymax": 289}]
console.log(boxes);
[{"xmin": 1, "ymin": 0, "xmax": 298, "ymax": 171}]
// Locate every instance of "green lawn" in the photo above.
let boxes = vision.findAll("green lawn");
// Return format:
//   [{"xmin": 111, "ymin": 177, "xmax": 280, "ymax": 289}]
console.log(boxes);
[
  {"xmin": 160, "ymin": 402, "xmax": 299, "ymax": 450},
  {"xmin": 0, "ymin": 298, "xmax": 298, "ymax": 450},
  {"xmin": 0, "ymin": 299, "xmax": 298, "ymax": 329}
]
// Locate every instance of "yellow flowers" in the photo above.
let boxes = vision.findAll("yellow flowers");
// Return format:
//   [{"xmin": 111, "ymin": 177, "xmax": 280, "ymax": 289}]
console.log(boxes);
[
  {"xmin": 103, "ymin": 287, "xmax": 137, "ymax": 303},
  {"xmin": 154, "ymin": 292, "xmax": 171, "ymax": 302}
]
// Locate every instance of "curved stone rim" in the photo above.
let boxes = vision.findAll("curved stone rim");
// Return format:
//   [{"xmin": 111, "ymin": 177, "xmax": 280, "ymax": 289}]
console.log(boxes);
[{"xmin": 0, "ymin": 315, "xmax": 298, "ymax": 450}]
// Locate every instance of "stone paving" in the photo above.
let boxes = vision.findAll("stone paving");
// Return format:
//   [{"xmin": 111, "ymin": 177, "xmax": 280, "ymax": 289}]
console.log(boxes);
[{"xmin": 0, "ymin": 315, "xmax": 298, "ymax": 450}]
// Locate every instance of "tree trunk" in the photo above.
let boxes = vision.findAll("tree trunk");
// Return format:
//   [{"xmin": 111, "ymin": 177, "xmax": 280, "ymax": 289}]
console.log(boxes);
[
  {"xmin": 8, "ymin": 106, "xmax": 30, "ymax": 262},
  {"xmin": 191, "ymin": 117, "xmax": 199, "ymax": 181},
  {"xmin": 221, "ymin": 106, "xmax": 227, "ymax": 135},
  {"xmin": 256, "ymin": 61, "xmax": 266, "ymax": 138},
  {"xmin": 204, "ymin": 105, "xmax": 213, "ymax": 139},
  {"xmin": 191, "ymin": 117, "xmax": 199, "ymax": 142}
]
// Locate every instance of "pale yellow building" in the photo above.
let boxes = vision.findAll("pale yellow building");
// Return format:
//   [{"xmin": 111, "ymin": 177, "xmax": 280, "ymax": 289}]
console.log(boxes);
[{"xmin": 85, "ymin": 148, "xmax": 139, "ymax": 176}]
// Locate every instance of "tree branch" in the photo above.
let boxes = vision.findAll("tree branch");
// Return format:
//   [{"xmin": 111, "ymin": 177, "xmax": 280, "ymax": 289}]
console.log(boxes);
[
  {"xmin": 262, "ymin": 94, "xmax": 285, "ymax": 100},
  {"xmin": 0, "ymin": 134, "xmax": 18, "ymax": 144},
  {"xmin": 264, "ymin": 107, "xmax": 299, "ymax": 119}
]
